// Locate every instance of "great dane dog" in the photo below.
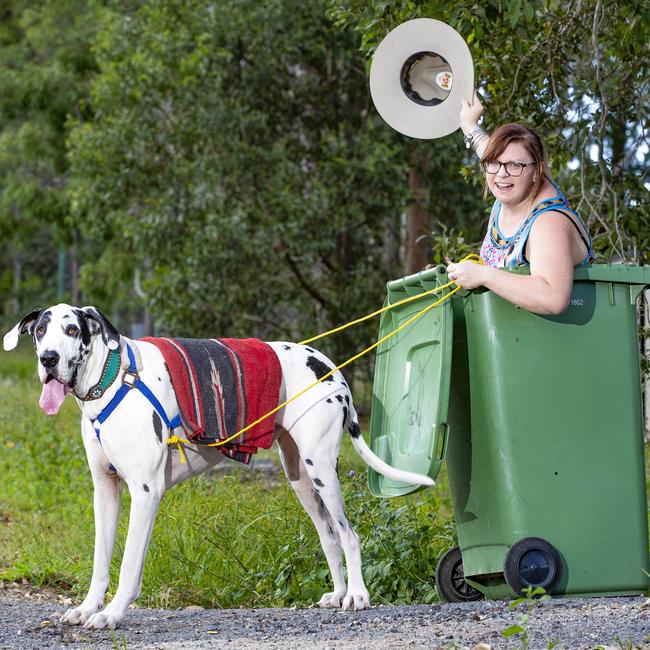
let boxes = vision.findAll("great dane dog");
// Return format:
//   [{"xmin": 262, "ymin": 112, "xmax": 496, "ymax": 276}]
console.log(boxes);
[{"xmin": 3, "ymin": 304, "xmax": 433, "ymax": 629}]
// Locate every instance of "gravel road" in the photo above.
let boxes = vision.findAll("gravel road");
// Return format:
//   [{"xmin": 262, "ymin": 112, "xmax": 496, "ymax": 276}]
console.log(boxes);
[{"xmin": 1, "ymin": 584, "xmax": 648, "ymax": 650}]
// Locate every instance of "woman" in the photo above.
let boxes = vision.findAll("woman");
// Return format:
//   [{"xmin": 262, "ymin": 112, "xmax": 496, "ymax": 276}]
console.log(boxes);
[{"xmin": 446, "ymin": 93, "xmax": 593, "ymax": 315}]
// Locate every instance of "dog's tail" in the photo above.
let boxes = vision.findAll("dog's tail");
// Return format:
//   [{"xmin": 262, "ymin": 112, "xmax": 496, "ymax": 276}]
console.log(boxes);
[{"xmin": 346, "ymin": 402, "xmax": 434, "ymax": 487}]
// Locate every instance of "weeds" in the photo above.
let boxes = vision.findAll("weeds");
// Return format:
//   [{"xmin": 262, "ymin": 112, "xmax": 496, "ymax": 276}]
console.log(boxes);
[
  {"xmin": 612, "ymin": 637, "xmax": 643, "ymax": 650},
  {"xmin": 110, "ymin": 631, "xmax": 128, "ymax": 649},
  {"xmin": 501, "ymin": 586, "xmax": 550, "ymax": 650}
]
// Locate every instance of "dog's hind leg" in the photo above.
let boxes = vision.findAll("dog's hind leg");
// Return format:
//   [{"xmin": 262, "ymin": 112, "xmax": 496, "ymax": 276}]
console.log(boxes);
[
  {"xmin": 283, "ymin": 410, "xmax": 370, "ymax": 611},
  {"xmin": 302, "ymin": 459, "xmax": 370, "ymax": 610},
  {"xmin": 62, "ymin": 418, "xmax": 122, "ymax": 626},
  {"xmin": 277, "ymin": 429, "xmax": 347, "ymax": 608}
]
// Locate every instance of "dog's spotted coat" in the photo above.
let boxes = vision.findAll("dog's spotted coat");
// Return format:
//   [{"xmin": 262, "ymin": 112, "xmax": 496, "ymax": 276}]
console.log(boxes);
[{"xmin": 3, "ymin": 304, "xmax": 433, "ymax": 630}]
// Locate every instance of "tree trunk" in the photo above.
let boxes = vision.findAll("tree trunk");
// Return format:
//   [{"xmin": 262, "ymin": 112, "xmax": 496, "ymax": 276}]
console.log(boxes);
[
  {"xmin": 12, "ymin": 252, "xmax": 22, "ymax": 315},
  {"xmin": 69, "ymin": 246, "xmax": 79, "ymax": 305},
  {"xmin": 609, "ymin": 116, "xmax": 626, "ymax": 177},
  {"xmin": 143, "ymin": 307, "xmax": 153, "ymax": 337},
  {"xmin": 404, "ymin": 152, "xmax": 431, "ymax": 275},
  {"xmin": 134, "ymin": 267, "xmax": 155, "ymax": 336}
]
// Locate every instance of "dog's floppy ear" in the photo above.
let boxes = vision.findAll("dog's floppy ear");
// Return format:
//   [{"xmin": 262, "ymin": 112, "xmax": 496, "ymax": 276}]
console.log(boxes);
[
  {"xmin": 3, "ymin": 308, "xmax": 44, "ymax": 351},
  {"xmin": 79, "ymin": 306, "xmax": 121, "ymax": 350}
]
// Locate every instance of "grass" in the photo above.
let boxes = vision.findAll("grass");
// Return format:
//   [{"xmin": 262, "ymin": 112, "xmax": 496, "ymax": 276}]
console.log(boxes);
[{"xmin": 0, "ymin": 341, "xmax": 454, "ymax": 608}]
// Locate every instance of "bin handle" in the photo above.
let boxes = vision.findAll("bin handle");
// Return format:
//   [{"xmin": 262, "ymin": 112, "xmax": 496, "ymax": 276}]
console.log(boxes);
[
  {"xmin": 630, "ymin": 284, "xmax": 648, "ymax": 303},
  {"xmin": 436, "ymin": 422, "xmax": 450, "ymax": 461}
]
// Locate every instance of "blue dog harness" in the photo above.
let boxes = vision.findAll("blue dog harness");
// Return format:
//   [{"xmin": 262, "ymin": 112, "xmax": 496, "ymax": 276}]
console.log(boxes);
[{"xmin": 91, "ymin": 343, "xmax": 181, "ymax": 468}]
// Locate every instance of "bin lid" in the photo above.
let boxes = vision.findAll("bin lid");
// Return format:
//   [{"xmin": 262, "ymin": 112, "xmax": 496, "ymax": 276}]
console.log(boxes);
[
  {"xmin": 504, "ymin": 263, "xmax": 650, "ymax": 286},
  {"xmin": 573, "ymin": 263, "xmax": 650, "ymax": 285},
  {"xmin": 368, "ymin": 266, "xmax": 453, "ymax": 497}
]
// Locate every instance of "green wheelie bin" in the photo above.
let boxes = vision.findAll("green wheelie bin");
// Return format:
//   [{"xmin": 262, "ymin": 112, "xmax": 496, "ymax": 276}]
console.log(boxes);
[{"xmin": 368, "ymin": 263, "xmax": 650, "ymax": 601}]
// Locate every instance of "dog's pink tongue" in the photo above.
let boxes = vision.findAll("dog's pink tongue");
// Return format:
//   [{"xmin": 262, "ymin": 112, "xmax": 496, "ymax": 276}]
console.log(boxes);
[{"xmin": 39, "ymin": 379, "xmax": 67, "ymax": 416}]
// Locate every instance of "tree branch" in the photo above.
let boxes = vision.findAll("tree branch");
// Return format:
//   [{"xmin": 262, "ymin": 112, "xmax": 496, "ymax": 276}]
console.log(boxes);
[{"xmin": 283, "ymin": 252, "xmax": 330, "ymax": 309}]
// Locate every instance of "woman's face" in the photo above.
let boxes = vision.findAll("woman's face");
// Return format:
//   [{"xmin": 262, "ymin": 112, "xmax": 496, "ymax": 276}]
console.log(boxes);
[{"xmin": 485, "ymin": 141, "xmax": 538, "ymax": 207}]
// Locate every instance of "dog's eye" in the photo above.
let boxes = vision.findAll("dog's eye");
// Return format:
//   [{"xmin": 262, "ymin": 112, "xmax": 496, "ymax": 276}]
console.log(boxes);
[
  {"xmin": 65, "ymin": 325, "xmax": 79, "ymax": 336},
  {"xmin": 35, "ymin": 326, "xmax": 46, "ymax": 337}
]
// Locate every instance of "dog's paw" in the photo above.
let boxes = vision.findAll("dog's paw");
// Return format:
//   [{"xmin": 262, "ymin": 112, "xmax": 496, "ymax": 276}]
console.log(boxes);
[
  {"xmin": 83, "ymin": 610, "xmax": 123, "ymax": 630},
  {"xmin": 317, "ymin": 590, "xmax": 346, "ymax": 608},
  {"xmin": 61, "ymin": 606, "xmax": 98, "ymax": 626},
  {"xmin": 342, "ymin": 589, "xmax": 371, "ymax": 611}
]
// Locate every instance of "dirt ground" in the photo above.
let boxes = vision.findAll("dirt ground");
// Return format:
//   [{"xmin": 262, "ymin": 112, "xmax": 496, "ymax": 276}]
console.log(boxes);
[{"xmin": 1, "ymin": 581, "xmax": 648, "ymax": 650}]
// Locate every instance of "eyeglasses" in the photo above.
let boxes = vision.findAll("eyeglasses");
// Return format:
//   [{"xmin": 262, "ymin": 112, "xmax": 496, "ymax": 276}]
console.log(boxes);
[{"xmin": 482, "ymin": 161, "xmax": 535, "ymax": 177}]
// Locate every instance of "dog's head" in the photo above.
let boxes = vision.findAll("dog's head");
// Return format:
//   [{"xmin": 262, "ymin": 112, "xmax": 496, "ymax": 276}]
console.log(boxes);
[{"xmin": 3, "ymin": 304, "xmax": 120, "ymax": 415}]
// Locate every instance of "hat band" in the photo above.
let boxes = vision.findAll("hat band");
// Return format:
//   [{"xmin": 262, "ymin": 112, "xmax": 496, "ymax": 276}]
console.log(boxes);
[{"xmin": 399, "ymin": 51, "xmax": 452, "ymax": 107}]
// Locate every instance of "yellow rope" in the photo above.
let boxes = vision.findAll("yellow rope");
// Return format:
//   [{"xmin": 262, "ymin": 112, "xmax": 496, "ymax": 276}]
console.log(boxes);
[
  {"xmin": 167, "ymin": 254, "xmax": 482, "ymax": 460},
  {"xmin": 299, "ymin": 253, "xmax": 481, "ymax": 345},
  {"xmin": 167, "ymin": 434, "xmax": 187, "ymax": 463}
]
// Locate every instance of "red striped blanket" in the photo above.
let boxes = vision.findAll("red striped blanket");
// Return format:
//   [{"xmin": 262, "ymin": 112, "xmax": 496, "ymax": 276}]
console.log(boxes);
[{"xmin": 141, "ymin": 337, "xmax": 282, "ymax": 464}]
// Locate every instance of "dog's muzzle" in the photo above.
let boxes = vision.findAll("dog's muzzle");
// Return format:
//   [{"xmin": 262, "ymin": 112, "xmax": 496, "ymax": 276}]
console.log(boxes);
[
  {"xmin": 39, "ymin": 353, "xmax": 77, "ymax": 416},
  {"xmin": 40, "ymin": 350, "xmax": 60, "ymax": 369}
]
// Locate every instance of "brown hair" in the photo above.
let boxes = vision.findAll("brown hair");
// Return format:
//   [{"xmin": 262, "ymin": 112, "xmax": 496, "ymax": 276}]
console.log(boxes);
[{"xmin": 480, "ymin": 123, "xmax": 547, "ymax": 200}]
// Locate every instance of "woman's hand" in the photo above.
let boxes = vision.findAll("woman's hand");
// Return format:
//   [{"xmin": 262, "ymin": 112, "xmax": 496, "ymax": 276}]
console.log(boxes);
[
  {"xmin": 446, "ymin": 214, "xmax": 579, "ymax": 314},
  {"xmin": 446, "ymin": 260, "xmax": 490, "ymax": 290},
  {"xmin": 460, "ymin": 91, "xmax": 484, "ymax": 134}
]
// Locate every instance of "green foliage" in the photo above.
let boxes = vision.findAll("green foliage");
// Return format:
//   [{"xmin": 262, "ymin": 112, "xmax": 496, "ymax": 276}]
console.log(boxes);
[
  {"xmin": 0, "ymin": 0, "xmax": 104, "ymax": 318},
  {"xmin": 502, "ymin": 586, "xmax": 551, "ymax": 650},
  {"xmin": 110, "ymin": 631, "xmax": 128, "ymax": 650},
  {"xmin": 67, "ymin": 1, "xmax": 409, "ymax": 363},
  {"xmin": 429, "ymin": 224, "xmax": 474, "ymax": 266},
  {"xmin": 609, "ymin": 636, "xmax": 646, "ymax": 650},
  {"xmin": 1, "ymin": 0, "xmax": 648, "ymax": 382},
  {"xmin": 342, "ymin": 472, "xmax": 455, "ymax": 604},
  {"xmin": 0, "ymin": 375, "xmax": 90, "ymax": 589},
  {"xmin": 60, "ymin": 0, "xmax": 483, "ymax": 374},
  {"xmin": 327, "ymin": 0, "xmax": 650, "ymax": 264}
]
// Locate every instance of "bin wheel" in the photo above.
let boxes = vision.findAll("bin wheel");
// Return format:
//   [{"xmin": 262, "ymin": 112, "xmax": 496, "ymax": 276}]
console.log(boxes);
[
  {"xmin": 503, "ymin": 537, "xmax": 562, "ymax": 596},
  {"xmin": 435, "ymin": 547, "xmax": 484, "ymax": 602}
]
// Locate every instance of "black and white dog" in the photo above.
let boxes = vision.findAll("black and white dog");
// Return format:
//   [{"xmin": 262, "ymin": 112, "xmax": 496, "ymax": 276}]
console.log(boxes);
[{"xmin": 3, "ymin": 304, "xmax": 433, "ymax": 629}]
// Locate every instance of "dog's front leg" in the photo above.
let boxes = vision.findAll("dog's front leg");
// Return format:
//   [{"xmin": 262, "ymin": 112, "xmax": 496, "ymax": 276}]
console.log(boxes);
[
  {"xmin": 62, "ymin": 420, "xmax": 122, "ymax": 626},
  {"xmin": 84, "ymin": 479, "xmax": 162, "ymax": 630}
]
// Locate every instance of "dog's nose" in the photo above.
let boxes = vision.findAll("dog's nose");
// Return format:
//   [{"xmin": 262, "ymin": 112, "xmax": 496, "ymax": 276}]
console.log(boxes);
[{"xmin": 40, "ymin": 350, "xmax": 60, "ymax": 369}]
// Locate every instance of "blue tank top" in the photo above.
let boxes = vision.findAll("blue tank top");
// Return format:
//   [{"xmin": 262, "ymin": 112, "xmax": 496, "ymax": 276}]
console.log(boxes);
[{"xmin": 480, "ymin": 181, "xmax": 594, "ymax": 268}]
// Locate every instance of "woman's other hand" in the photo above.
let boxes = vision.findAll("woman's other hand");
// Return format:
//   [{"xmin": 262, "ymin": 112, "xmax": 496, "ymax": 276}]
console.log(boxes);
[
  {"xmin": 447, "ymin": 260, "xmax": 489, "ymax": 290},
  {"xmin": 460, "ymin": 91, "xmax": 484, "ymax": 134}
]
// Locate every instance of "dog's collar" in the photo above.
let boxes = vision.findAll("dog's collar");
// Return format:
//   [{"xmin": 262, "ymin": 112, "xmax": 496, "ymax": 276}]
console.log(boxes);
[{"xmin": 80, "ymin": 347, "xmax": 121, "ymax": 401}]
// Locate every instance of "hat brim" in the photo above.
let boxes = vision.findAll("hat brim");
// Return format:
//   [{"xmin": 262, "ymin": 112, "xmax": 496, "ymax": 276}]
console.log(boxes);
[{"xmin": 369, "ymin": 18, "xmax": 474, "ymax": 140}]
